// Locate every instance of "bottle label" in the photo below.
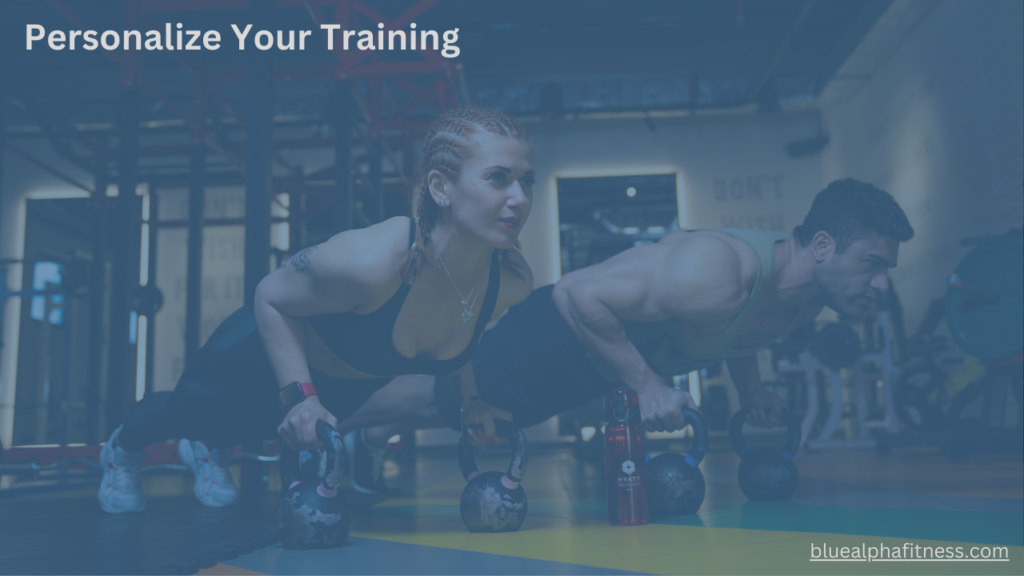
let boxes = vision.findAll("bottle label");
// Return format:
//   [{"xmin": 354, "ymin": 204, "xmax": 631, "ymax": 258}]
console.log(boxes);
[{"xmin": 618, "ymin": 459, "xmax": 642, "ymax": 489}]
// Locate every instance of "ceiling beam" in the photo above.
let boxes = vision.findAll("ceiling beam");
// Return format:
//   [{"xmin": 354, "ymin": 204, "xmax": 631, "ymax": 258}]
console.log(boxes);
[{"xmin": 743, "ymin": 0, "xmax": 817, "ymax": 105}]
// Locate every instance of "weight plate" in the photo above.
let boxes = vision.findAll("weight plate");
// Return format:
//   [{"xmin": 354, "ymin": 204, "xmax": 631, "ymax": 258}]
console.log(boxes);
[
  {"xmin": 813, "ymin": 323, "xmax": 861, "ymax": 369},
  {"xmin": 946, "ymin": 237, "xmax": 1024, "ymax": 360},
  {"xmin": 894, "ymin": 362, "xmax": 948, "ymax": 431}
]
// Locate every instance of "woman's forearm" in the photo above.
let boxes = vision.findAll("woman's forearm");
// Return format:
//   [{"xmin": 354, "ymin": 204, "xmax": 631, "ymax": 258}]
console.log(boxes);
[{"xmin": 454, "ymin": 363, "xmax": 482, "ymax": 406}]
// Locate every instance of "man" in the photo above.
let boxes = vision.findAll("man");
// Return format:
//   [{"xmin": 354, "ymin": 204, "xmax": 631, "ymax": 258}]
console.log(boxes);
[{"xmin": 334, "ymin": 178, "xmax": 914, "ymax": 494}]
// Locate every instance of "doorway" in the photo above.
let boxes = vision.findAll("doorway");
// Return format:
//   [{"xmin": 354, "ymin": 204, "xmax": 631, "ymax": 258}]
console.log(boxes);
[{"xmin": 556, "ymin": 173, "xmax": 679, "ymax": 275}]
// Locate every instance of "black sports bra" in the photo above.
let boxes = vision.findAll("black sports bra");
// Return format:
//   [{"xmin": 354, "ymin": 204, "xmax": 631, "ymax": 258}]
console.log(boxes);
[{"xmin": 306, "ymin": 220, "xmax": 501, "ymax": 377}]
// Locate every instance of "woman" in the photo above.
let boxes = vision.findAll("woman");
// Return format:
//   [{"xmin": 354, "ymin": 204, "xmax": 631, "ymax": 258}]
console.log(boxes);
[{"xmin": 99, "ymin": 107, "xmax": 535, "ymax": 513}]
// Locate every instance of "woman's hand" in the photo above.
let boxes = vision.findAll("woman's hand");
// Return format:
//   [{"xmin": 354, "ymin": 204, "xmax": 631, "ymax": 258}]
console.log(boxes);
[
  {"xmin": 461, "ymin": 397, "xmax": 513, "ymax": 447},
  {"xmin": 277, "ymin": 396, "xmax": 338, "ymax": 451}
]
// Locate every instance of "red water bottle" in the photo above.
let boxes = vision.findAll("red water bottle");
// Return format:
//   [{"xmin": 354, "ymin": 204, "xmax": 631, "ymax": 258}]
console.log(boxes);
[{"xmin": 604, "ymin": 387, "xmax": 648, "ymax": 525}]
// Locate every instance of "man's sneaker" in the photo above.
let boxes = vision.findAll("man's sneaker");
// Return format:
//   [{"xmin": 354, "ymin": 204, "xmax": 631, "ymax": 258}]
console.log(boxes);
[
  {"xmin": 343, "ymin": 429, "xmax": 389, "ymax": 494},
  {"xmin": 178, "ymin": 440, "xmax": 239, "ymax": 508},
  {"xmin": 98, "ymin": 426, "xmax": 147, "ymax": 514}
]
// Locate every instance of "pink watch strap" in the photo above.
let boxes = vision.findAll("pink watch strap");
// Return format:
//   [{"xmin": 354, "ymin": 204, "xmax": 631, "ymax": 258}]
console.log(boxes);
[
  {"xmin": 278, "ymin": 381, "xmax": 318, "ymax": 411},
  {"xmin": 297, "ymin": 381, "xmax": 317, "ymax": 397}
]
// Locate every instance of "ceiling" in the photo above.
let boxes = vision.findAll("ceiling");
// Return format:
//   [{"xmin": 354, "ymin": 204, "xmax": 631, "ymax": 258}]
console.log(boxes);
[{"xmin": 0, "ymin": 0, "xmax": 892, "ymax": 185}]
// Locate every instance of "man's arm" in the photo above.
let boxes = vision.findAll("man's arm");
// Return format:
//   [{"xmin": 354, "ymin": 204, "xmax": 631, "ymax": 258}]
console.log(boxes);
[
  {"xmin": 553, "ymin": 235, "xmax": 757, "ymax": 432},
  {"xmin": 726, "ymin": 354, "xmax": 786, "ymax": 427},
  {"xmin": 552, "ymin": 274, "xmax": 694, "ymax": 432}
]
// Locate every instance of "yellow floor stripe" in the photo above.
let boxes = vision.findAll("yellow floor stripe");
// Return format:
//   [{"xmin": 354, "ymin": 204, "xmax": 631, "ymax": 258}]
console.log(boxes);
[
  {"xmin": 348, "ymin": 453, "xmax": 1021, "ymax": 574},
  {"xmin": 351, "ymin": 518, "xmax": 1021, "ymax": 575}
]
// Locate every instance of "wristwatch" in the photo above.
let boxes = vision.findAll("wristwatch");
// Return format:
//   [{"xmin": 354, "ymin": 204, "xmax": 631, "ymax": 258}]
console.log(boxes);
[{"xmin": 278, "ymin": 381, "xmax": 317, "ymax": 412}]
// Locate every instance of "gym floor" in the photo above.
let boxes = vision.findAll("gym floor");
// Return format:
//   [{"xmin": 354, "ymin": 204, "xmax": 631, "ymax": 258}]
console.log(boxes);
[{"xmin": 2, "ymin": 445, "xmax": 1021, "ymax": 575}]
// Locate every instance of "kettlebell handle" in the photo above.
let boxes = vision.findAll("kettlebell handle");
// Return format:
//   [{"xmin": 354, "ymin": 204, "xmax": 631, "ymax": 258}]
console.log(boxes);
[
  {"xmin": 315, "ymin": 421, "xmax": 345, "ymax": 496},
  {"xmin": 458, "ymin": 419, "xmax": 529, "ymax": 484},
  {"xmin": 680, "ymin": 407, "xmax": 708, "ymax": 467},
  {"xmin": 728, "ymin": 407, "xmax": 802, "ymax": 458}
]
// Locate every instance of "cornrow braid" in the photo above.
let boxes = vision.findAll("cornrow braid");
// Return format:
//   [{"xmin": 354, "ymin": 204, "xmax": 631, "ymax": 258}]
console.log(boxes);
[{"xmin": 400, "ymin": 106, "xmax": 532, "ymax": 283}]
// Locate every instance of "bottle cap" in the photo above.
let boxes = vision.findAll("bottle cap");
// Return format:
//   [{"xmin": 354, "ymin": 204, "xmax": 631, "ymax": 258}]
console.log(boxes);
[{"xmin": 605, "ymin": 386, "xmax": 641, "ymax": 424}]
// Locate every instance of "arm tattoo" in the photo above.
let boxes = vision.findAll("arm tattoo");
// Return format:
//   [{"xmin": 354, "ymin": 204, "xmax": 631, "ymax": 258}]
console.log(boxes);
[
  {"xmin": 448, "ymin": 373, "xmax": 463, "ymax": 404},
  {"xmin": 289, "ymin": 246, "xmax": 318, "ymax": 273}
]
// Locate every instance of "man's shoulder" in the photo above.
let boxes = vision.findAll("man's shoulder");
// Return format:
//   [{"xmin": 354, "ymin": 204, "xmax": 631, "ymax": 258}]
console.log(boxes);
[
  {"xmin": 661, "ymin": 229, "xmax": 749, "ymax": 260},
  {"xmin": 650, "ymin": 233, "xmax": 751, "ymax": 324},
  {"xmin": 659, "ymin": 233, "xmax": 745, "ymax": 285}
]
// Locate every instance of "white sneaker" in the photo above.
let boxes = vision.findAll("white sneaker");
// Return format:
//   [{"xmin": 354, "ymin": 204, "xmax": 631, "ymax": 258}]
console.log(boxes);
[
  {"xmin": 98, "ymin": 426, "xmax": 147, "ymax": 514},
  {"xmin": 343, "ymin": 429, "xmax": 389, "ymax": 494},
  {"xmin": 178, "ymin": 440, "xmax": 239, "ymax": 508}
]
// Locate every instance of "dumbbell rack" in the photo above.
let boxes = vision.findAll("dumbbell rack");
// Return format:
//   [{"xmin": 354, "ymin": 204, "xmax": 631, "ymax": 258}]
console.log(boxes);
[{"xmin": 778, "ymin": 312, "xmax": 899, "ymax": 450}]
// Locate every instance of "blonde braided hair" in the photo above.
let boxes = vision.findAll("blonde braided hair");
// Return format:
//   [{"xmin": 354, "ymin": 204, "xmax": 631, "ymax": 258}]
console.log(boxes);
[{"xmin": 400, "ymin": 106, "xmax": 532, "ymax": 283}]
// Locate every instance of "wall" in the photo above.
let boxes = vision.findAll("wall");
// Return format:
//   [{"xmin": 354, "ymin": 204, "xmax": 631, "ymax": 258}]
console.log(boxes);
[
  {"xmin": 152, "ymin": 186, "xmax": 289, "ymax": 393},
  {"xmin": 153, "ymin": 188, "xmax": 243, "ymax": 393},
  {"xmin": 819, "ymin": 0, "xmax": 1024, "ymax": 330},
  {"xmin": 517, "ymin": 111, "xmax": 826, "ymax": 287}
]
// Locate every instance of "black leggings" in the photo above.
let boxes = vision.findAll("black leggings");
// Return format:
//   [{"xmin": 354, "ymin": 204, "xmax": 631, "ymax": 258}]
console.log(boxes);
[{"xmin": 119, "ymin": 306, "xmax": 392, "ymax": 452}]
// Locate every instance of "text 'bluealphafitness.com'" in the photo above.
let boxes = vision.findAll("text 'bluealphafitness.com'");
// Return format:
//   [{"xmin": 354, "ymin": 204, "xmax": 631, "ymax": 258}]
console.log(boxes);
[{"xmin": 810, "ymin": 542, "xmax": 1011, "ymax": 563}]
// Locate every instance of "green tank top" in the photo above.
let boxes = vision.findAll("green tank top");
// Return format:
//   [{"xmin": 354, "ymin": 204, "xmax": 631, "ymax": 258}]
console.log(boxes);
[{"xmin": 592, "ymin": 228, "xmax": 805, "ymax": 382}]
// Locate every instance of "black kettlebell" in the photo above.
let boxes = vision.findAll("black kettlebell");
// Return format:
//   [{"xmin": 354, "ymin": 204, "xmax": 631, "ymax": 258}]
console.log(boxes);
[
  {"xmin": 277, "ymin": 421, "xmax": 352, "ymax": 549},
  {"xmin": 458, "ymin": 419, "xmax": 529, "ymax": 533},
  {"xmin": 646, "ymin": 408, "xmax": 708, "ymax": 517},
  {"xmin": 729, "ymin": 407, "xmax": 801, "ymax": 501}
]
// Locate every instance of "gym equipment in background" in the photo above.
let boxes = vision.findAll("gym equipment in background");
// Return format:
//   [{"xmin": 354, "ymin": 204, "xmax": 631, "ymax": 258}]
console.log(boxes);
[
  {"xmin": 811, "ymin": 323, "xmax": 862, "ymax": 370},
  {"xmin": 942, "ymin": 234, "xmax": 1023, "ymax": 460},
  {"xmin": 0, "ymin": 251, "xmax": 94, "ymax": 448},
  {"xmin": 945, "ymin": 236, "xmax": 1023, "ymax": 361},
  {"xmin": 777, "ymin": 314, "xmax": 898, "ymax": 451}
]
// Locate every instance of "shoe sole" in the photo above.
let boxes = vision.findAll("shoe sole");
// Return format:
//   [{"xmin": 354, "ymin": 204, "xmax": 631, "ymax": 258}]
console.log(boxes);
[{"xmin": 178, "ymin": 440, "xmax": 238, "ymax": 508}]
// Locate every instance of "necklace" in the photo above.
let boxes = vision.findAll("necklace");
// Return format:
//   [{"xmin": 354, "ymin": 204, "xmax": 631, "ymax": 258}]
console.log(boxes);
[{"xmin": 435, "ymin": 249, "xmax": 485, "ymax": 323}]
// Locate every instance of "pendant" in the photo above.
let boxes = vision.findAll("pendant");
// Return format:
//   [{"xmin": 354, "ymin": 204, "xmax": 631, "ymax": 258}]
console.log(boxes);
[{"xmin": 462, "ymin": 309, "xmax": 472, "ymax": 323}]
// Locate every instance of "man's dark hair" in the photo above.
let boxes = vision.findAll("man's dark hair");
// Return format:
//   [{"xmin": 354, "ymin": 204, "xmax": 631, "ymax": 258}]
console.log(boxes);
[{"xmin": 793, "ymin": 178, "xmax": 914, "ymax": 252}]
